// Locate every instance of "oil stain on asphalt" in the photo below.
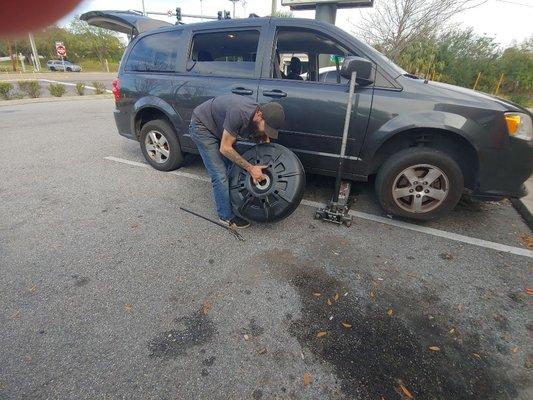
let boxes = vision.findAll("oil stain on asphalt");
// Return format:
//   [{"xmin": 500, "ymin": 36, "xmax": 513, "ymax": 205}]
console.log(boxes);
[
  {"xmin": 262, "ymin": 249, "xmax": 520, "ymax": 400},
  {"xmin": 148, "ymin": 310, "xmax": 216, "ymax": 358}
]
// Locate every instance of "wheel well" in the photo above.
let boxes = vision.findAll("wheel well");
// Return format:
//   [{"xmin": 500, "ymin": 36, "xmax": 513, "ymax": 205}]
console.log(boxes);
[
  {"xmin": 369, "ymin": 128, "xmax": 479, "ymax": 189},
  {"xmin": 134, "ymin": 107, "xmax": 172, "ymax": 140}
]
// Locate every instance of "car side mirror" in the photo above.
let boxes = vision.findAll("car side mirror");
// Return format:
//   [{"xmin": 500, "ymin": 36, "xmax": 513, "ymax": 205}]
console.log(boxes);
[{"xmin": 341, "ymin": 56, "xmax": 374, "ymax": 85}]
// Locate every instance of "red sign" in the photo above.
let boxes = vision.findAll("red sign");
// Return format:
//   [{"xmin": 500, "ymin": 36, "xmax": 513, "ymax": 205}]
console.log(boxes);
[{"xmin": 55, "ymin": 42, "xmax": 66, "ymax": 57}]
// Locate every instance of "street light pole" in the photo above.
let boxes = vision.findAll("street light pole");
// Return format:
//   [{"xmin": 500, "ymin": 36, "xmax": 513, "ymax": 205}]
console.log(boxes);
[
  {"xmin": 272, "ymin": 0, "xmax": 277, "ymax": 15},
  {"xmin": 141, "ymin": 0, "xmax": 146, "ymax": 16}
]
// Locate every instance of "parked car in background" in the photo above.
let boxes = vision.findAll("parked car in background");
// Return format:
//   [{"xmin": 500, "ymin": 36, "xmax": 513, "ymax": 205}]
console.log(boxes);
[
  {"xmin": 46, "ymin": 60, "xmax": 82, "ymax": 72},
  {"xmin": 81, "ymin": 11, "xmax": 533, "ymax": 221}
]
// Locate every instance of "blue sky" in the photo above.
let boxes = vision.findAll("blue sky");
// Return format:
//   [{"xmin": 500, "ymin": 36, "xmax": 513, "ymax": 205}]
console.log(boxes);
[{"xmin": 63, "ymin": 0, "xmax": 532, "ymax": 47}]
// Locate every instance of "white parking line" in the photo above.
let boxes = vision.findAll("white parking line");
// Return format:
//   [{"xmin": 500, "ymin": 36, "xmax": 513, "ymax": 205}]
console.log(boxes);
[{"xmin": 105, "ymin": 155, "xmax": 533, "ymax": 258}]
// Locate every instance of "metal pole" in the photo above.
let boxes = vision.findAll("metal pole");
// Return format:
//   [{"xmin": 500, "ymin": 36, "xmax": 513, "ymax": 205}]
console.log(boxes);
[
  {"xmin": 141, "ymin": 0, "xmax": 146, "ymax": 16},
  {"xmin": 332, "ymin": 71, "xmax": 357, "ymax": 204},
  {"xmin": 233, "ymin": 2, "xmax": 236, "ymax": 18},
  {"xmin": 473, "ymin": 71, "xmax": 481, "ymax": 90},
  {"xmin": 271, "ymin": 0, "xmax": 277, "ymax": 15},
  {"xmin": 316, "ymin": 4, "xmax": 337, "ymax": 69},
  {"xmin": 315, "ymin": 3, "xmax": 337, "ymax": 24},
  {"xmin": 28, "ymin": 33, "xmax": 41, "ymax": 72},
  {"xmin": 494, "ymin": 73, "xmax": 504, "ymax": 95}
]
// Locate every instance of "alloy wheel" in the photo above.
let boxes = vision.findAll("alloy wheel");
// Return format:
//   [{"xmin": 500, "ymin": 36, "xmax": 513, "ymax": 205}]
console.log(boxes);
[
  {"xmin": 391, "ymin": 164, "xmax": 449, "ymax": 213},
  {"xmin": 144, "ymin": 130, "xmax": 170, "ymax": 164}
]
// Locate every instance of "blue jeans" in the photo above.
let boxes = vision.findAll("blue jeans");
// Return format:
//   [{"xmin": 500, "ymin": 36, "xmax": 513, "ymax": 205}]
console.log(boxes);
[{"xmin": 189, "ymin": 120, "xmax": 234, "ymax": 221}]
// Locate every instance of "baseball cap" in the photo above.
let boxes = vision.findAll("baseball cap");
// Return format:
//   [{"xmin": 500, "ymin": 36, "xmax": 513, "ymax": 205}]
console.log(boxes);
[{"xmin": 260, "ymin": 102, "xmax": 285, "ymax": 139}]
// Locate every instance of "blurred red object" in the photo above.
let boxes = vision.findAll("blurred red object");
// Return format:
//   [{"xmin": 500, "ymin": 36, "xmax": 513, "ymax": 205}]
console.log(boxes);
[{"xmin": 0, "ymin": 0, "xmax": 83, "ymax": 35}]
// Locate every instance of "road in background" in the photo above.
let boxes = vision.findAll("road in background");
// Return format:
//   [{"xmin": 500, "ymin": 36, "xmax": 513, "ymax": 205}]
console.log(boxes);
[{"xmin": 0, "ymin": 99, "xmax": 531, "ymax": 399}]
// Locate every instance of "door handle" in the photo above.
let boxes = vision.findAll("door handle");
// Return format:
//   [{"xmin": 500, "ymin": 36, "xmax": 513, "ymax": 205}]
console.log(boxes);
[
  {"xmin": 263, "ymin": 89, "xmax": 287, "ymax": 98},
  {"xmin": 231, "ymin": 87, "xmax": 253, "ymax": 95}
]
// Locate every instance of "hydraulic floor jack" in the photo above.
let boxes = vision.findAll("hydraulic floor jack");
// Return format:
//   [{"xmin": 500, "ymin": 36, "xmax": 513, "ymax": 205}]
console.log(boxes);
[{"xmin": 315, "ymin": 70, "xmax": 358, "ymax": 227}]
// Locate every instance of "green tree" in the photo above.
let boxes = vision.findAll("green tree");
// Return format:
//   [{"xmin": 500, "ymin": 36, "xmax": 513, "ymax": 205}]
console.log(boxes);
[{"xmin": 68, "ymin": 18, "xmax": 125, "ymax": 67}]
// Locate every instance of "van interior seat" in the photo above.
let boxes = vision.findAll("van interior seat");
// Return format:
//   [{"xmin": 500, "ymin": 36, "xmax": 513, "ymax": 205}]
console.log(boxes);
[{"xmin": 286, "ymin": 57, "xmax": 303, "ymax": 80}]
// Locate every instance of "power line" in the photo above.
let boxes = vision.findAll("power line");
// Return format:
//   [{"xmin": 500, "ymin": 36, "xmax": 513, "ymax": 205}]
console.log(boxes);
[{"xmin": 494, "ymin": 0, "xmax": 533, "ymax": 8}]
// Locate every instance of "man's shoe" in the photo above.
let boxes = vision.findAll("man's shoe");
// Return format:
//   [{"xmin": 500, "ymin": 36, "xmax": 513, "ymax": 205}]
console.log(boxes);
[
  {"xmin": 219, "ymin": 216, "xmax": 251, "ymax": 229},
  {"xmin": 230, "ymin": 216, "xmax": 251, "ymax": 229}
]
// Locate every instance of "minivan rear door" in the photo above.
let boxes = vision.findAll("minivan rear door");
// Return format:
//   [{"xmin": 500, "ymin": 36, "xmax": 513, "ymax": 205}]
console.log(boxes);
[{"xmin": 80, "ymin": 10, "xmax": 173, "ymax": 36}]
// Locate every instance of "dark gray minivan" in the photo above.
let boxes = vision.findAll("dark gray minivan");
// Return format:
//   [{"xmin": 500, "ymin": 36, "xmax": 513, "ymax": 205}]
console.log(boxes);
[{"xmin": 82, "ymin": 11, "xmax": 533, "ymax": 220}]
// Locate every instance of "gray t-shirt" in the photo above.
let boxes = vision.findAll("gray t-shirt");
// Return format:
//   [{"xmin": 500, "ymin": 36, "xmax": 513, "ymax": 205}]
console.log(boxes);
[{"xmin": 192, "ymin": 94, "xmax": 258, "ymax": 140}]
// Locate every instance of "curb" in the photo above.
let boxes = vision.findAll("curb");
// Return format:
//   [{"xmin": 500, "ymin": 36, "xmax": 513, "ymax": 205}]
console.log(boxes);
[
  {"xmin": 510, "ymin": 198, "xmax": 533, "ymax": 231},
  {"xmin": 0, "ymin": 94, "xmax": 113, "ymax": 107}
]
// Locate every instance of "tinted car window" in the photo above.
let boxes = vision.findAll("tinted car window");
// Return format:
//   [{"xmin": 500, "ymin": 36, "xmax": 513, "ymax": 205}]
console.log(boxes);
[
  {"xmin": 125, "ymin": 30, "xmax": 181, "ymax": 72},
  {"xmin": 321, "ymin": 69, "xmax": 348, "ymax": 84},
  {"xmin": 188, "ymin": 30, "xmax": 260, "ymax": 78}
]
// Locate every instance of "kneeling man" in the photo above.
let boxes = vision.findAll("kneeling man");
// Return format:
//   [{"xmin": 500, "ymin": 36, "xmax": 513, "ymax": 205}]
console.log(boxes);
[{"xmin": 189, "ymin": 94, "xmax": 285, "ymax": 228}]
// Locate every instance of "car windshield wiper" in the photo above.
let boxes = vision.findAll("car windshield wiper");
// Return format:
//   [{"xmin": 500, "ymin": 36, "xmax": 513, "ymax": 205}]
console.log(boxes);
[{"xmin": 403, "ymin": 73, "xmax": 421, "ymax": 79}]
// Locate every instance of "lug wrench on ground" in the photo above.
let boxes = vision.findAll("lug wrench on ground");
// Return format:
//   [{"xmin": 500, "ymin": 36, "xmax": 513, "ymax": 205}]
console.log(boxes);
[{"xmin": 180, "ymin": 206, "xmax": 245, "ymax": 242}]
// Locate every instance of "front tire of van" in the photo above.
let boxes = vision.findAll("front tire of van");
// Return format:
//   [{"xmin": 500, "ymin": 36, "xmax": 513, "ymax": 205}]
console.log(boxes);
[
  {"xmin": 140, "ymin": 119, "xmax": 184, "ymax": 171},
  {"xmin": 375, "ymin": 148, "xmax": 464, "ymax": 220}
]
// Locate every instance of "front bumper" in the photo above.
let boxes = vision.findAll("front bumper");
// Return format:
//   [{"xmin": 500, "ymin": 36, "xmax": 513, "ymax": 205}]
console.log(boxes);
[{"xmin": 476, "ymin": 137, "xmax": 533, "ymax": 199}]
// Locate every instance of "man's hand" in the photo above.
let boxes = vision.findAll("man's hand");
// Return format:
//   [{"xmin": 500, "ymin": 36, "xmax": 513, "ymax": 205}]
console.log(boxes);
[
  {"xmin": 248, "ymin": 165, "xmax": 269, "ymax": 184},
  {"xmin": 219, "ymin": 130, "xmax": 270, "ymax": 184}
]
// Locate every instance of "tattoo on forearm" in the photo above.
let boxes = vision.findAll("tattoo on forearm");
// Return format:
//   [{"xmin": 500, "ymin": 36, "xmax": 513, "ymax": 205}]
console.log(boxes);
[{"xmin": 224, "ymin": 148, "xmax": 251, "ymax": 171}]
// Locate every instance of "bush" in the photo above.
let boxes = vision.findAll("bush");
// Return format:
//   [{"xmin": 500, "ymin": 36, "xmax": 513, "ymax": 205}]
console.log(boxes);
[
  {"xmin": 49, "ymin": 83, "xmax": 66, "ymax": 97},
  {"xmin": 0, "ymin": 82, "xmax": 13, "ymax": 99},
  {"xmin": 92, "ymin": 81, "xmax": 107, "ymax": 94},
  {"xmin": 75, "ymin": 82, "xmax": 85, "ymax": 96},
  {"xmin": 507, "ymin": 93, "xmax": 533, "ymax": 108},
  {"xmin": 18, "ymin": 80, "xmax": 41, "ymax": 98},
  {"xmin": 11, "ymin": 92, "xmax": 24, "ymax": 100}
]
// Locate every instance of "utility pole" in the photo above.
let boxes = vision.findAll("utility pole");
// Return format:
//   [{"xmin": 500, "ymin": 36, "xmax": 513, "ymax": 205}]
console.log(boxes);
[
  {"xmin": 141, "ymin": 0, "xmax": 146, "ymax": 16},
  {"xmin": 271, "ymin": 0, "xmax": 277, "ymax": 15},
  {"xmin": 28, "ymin": 33, "xmax": 41, "ymax": 72},
  {"xmin": 6, "ymin": 39, "xmax": 16, "ymax": 72},
  {"xmin": 316, "ymin": 3, "xmax": 337, "ymax": 68}
]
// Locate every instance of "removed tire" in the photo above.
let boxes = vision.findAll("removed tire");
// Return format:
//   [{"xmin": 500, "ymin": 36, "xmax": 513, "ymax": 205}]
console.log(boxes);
[
  {"xmin": 375, "ymin": 147, "xmax": 464, "ymax": 220},
  {"xmin": 229, "ymin": 143, "xmax": 305, "ymax": 222},
  {"xmin": 140, "ymin": 119, "xmax": 184, "ymax": 171}
]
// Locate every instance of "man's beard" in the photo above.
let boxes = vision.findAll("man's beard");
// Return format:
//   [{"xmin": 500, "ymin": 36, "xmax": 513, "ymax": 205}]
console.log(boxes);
[{"xmin": 249, "ymin": 121, "xmax": 261, "ymax": 136}]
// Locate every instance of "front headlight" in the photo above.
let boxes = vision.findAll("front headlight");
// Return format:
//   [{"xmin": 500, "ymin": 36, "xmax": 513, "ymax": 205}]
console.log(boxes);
[{"xmin": 505, "ymin": 112, "xmax": 532, "ymax": 141}]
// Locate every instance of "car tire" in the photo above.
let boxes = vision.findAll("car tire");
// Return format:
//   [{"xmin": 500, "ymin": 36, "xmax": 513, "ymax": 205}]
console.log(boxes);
[
  {"xmin": 140, "ymin": 119, "xmax": 183, "ymax": 171},
  {"xmin": 66, "ymin": 67, "xmax": 72, "ymax": 72},
  {"xmin": 375, "ymin": 147, "xmax": 464, "ymax": 220},
  {"xmin": 229, "ymin": 143, "xmax": 305, "ymax": 222},
  {"xmin": 50, "ymin": 67, "xmax": 56, "ymax": 71}
]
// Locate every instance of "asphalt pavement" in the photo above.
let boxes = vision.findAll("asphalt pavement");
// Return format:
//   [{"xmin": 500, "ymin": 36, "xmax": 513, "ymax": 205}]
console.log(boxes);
[{"xmin": 0, "ymin": 98, "xmax": 531, "ymax": 399}]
